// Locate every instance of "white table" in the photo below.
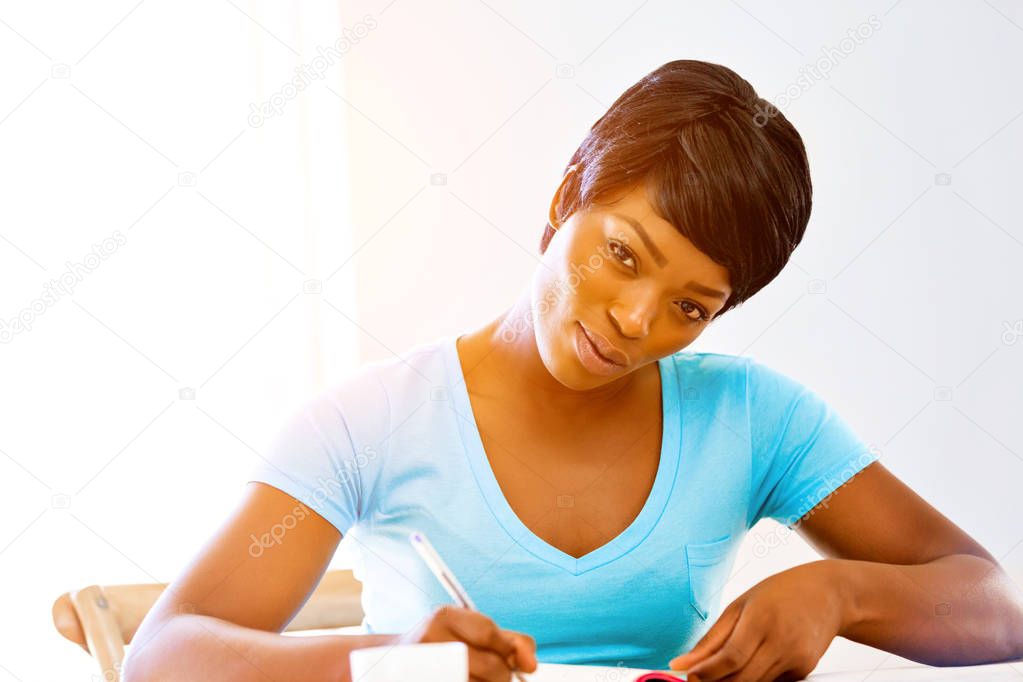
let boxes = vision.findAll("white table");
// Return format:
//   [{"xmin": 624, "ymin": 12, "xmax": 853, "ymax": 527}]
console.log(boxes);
[
  {"xmin": 807, "ymin": 661, "xmax": 1023, "ymax": 680},
  {"xmin": 530, "ymin": 661, "xmax": 1023, "ymax": 681}
]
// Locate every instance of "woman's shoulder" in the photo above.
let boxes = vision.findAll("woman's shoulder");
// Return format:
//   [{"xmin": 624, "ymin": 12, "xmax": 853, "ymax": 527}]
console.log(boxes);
[
  {"xmin": 669, "ymin": 348, "xmax": 750, "ymax": 371},
  {"xmin": 300, "ymin": 335, "xmax": 452, "ymax": 428},
  {"xmin": 665, "ymin": 348, "xmax": 752, "ymax": 393},
  {"xmin": 344, "ymin": 334, "xmax": 451, "ymax": 398},
  {"xmin": 664, "ymin": 351, "xmax": 819, "ymax": 421},
  {"xmin": 668, "ymin": 350, "xmax": 805, "ymax": 392}
]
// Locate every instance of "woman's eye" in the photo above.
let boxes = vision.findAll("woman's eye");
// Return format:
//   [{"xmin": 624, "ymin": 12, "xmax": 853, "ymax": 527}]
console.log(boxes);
[
  {"xmin": 677, "ymin": 300, "xmax": 708, "ymax": 322},
  {"xmin": 608, "ymin": 239, "xmax": 635, "ymax": 268}
]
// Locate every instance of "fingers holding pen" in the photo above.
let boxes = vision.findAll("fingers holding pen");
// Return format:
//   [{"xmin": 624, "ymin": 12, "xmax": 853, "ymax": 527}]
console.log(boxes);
[{"xmin": 401, "ymin": 605, "xmax": 537, "ymax": 681}]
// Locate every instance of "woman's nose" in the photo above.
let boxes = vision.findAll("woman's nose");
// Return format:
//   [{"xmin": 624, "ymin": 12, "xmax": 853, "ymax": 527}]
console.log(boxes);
[{"xmin": 609, "ymin": 295, "xmax": 656, "ymax": 339}]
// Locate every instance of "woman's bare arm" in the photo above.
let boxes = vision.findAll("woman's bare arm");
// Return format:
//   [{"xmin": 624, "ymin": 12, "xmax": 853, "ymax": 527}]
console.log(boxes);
[
  {"xmin": 122, "ymin": 481, "xmax": 391, "ymax": 682},
  {"xmin": 124, "ymin": 613, "xmax": 393, "ymax": 681}
]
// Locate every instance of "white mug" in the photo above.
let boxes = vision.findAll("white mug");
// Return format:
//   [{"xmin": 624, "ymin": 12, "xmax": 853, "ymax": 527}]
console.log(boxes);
[{"xmin": 349, "ymin": 640, "xmax": 469, "ymax": 682}]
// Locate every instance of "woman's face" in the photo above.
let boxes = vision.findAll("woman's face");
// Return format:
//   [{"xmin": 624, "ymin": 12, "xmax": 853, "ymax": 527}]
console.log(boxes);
[{"xmin": 529, "ymin": 180, "xmax": 732, "ymax": 390}]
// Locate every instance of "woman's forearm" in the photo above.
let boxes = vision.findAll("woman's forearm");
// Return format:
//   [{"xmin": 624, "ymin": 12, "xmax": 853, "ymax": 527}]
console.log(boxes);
[
  {"xmin": 832, "ymin": 554, "xmax": 1023, "ymax": 666},
  {"xmin": 122, "ymin": 613, "xmax": 396, "ymax": 682}
]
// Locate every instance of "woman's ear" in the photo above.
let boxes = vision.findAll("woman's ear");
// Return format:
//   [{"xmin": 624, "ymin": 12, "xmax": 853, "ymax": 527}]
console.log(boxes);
[{"xmin": 547, "ymin": 163, "xmax": 579, "ymax": 231}]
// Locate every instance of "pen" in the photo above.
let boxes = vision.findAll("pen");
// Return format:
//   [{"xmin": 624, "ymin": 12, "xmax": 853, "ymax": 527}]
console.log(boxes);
[{"xmin": 409, "ymin": 530, "xmax": 529, "ymax": 682}]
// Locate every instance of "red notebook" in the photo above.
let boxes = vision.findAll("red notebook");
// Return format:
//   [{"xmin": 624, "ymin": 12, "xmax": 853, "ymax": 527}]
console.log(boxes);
[{"xmin": 528, "ymin": 663, "xmax": 686, "ymax": 680}]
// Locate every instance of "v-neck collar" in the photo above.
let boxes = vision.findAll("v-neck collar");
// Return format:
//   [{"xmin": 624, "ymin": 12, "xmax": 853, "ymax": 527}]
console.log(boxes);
[{"xmin": 441, "ymin": 333, "xmax": 682, "ymax": 576}]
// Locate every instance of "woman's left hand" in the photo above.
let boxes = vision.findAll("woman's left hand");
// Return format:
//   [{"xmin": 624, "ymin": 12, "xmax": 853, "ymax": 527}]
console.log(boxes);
[{"xmin": 668, "ymin": 560, "xmax": 851, "ymax": 681}]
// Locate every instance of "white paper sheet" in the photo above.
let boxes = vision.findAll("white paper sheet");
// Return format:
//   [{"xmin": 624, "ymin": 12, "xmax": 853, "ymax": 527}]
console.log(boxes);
[{"xmin": 349, "ymin": 643, "xmax": 1023, "ymax": 682}]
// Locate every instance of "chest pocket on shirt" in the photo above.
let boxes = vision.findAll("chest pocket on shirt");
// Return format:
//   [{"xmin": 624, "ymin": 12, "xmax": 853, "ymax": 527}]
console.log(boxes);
[{"xmin": 685, "ymin": 534, "xmax": 733, "ymax": 621}]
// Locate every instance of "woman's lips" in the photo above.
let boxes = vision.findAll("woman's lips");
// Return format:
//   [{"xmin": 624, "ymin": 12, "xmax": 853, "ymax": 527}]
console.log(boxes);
[
  {"xmin": 576, "ymin": 319, "xmax": 630, "ymax": 374},
  {"xmin": 575, "ymin": 323, "xmax": 620, "ymax": 376},
  {"xmin": 576, "ymin": 321, "xmax": 630, "ymax": 369}
]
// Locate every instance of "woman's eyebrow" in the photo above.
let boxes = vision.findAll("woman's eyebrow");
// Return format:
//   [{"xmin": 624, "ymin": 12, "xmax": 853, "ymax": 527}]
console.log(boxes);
[
  {"xmin": 684, "ymin": 281, "xmax": 728, "ymax": 301},
  {"xmin": 610, "ymin": 212, "xmax": 728, "ymax": 301},
  {"xmin": 610, "ymin": 212, "xmax": 668, "ymax": 267}
]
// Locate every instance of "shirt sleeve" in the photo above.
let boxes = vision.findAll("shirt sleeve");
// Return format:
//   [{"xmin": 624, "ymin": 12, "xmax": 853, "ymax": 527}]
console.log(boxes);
[
  {"xmin": 746, "ymin": 357, "xmax": 879, "ymax": 528},
  {"xmin": 245, "ymin": 388, "xmax": 368, "ymax": 537}
]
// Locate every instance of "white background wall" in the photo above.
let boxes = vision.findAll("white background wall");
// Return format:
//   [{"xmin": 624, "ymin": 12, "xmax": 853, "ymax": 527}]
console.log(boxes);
[{"xmin": 2, "ymin": 1, "xmax": 1022, "ymax": 679}]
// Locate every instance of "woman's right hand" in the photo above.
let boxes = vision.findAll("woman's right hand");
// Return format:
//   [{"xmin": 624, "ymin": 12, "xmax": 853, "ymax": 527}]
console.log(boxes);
[{"xmin": 396, "ymin": 605, "xmax": 538, "ymax": 682}]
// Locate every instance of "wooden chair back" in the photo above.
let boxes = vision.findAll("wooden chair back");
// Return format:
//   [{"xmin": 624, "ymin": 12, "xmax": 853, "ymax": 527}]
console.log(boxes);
[{"xmin": 52, "ymin": 569, "xmax": 364, "ymax": 681}]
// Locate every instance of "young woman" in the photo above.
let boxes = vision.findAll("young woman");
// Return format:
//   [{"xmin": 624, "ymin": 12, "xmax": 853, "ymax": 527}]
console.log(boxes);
[{"xmin": 124, "ymin": 60, "xmax": 1023, "ymax": 682}]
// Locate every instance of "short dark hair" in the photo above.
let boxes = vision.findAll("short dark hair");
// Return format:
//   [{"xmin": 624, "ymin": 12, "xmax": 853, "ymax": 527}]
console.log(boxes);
[{"xmin": 541, "ymin": 59, "xmax": 812, "ymax": 319}]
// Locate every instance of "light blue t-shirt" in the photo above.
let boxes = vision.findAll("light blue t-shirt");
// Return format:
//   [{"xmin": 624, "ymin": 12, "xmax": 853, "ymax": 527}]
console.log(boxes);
[{"xmin": 246, "ymin": 334, "xmax": 878, "ymax": 670}]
